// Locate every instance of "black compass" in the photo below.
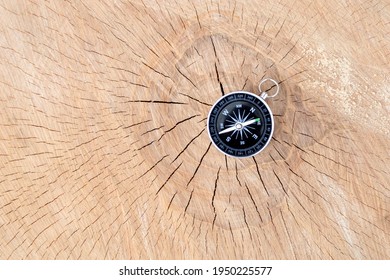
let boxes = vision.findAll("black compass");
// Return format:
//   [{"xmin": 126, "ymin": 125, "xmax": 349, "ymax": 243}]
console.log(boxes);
[{"xmin": 207, "ymin": 79, "xmax": 279, "ymax": 158}]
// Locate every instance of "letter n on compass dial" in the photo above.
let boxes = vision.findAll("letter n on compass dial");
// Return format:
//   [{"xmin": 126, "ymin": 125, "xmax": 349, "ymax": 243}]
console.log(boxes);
[{"xmin": 207, "ymin": 92, "xmax": 274, "ymax": 158}]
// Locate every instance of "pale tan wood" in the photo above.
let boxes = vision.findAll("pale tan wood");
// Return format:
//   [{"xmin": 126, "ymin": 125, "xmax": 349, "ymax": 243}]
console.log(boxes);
[{"xmin": 0, "ymin": 0, "xmax": 389, "ymax": 259}]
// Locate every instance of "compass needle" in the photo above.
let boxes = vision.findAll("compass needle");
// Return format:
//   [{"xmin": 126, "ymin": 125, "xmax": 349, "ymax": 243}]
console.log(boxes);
[
  {"xmin": 241, "ymin": 118, "xmax": 260, "ymax": 127},
  {"xmin": 218, "ymin": 125, "xmax": 237, "ymax": 134}
]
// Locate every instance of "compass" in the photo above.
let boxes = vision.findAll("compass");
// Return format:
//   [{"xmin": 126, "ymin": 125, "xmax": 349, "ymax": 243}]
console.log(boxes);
[{"xmin": 207, "ymin": 78, "xmax": 280, "ymax": 158}]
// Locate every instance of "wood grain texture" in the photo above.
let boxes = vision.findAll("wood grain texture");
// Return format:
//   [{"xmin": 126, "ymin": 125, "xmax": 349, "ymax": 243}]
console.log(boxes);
[{"xmin": 0, "ymin": 0, "xmax": 389, "ymax": 259}]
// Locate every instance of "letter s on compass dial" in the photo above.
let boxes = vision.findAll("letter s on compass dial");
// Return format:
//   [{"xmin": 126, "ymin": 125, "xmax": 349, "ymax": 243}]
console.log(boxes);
[{"xmin": 207, "ymin": 91, "xmax": 274, "ymax": 158}]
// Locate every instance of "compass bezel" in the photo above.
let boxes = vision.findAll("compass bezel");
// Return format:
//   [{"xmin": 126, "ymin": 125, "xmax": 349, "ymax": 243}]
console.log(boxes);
[{"xmin": 207, "ymin": 91, "xmax": 274, "ymax": 158}]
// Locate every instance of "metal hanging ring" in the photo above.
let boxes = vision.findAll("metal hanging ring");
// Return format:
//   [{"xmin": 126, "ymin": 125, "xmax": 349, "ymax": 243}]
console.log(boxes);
[{"xmin": 258, "ymin": 78, "xmax": 280, "ymax": 99}]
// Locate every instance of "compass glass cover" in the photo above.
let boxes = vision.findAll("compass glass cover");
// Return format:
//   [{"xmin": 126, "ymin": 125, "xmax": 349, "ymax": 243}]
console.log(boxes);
[{"xmin": 207, "ymin": 92, "xmax": 273, "ymax": 157}]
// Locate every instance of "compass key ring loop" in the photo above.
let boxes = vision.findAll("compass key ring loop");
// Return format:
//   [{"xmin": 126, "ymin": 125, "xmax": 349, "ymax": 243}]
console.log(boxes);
[{"xmin": 259, "ymin": 78, "xmax": 280, "ymax": 100}]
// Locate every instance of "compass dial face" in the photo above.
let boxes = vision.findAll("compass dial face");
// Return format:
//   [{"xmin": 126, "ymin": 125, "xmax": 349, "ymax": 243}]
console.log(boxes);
[{"xmin": 207, "ymin": 91, "xmax": 274, "ymax": 158}]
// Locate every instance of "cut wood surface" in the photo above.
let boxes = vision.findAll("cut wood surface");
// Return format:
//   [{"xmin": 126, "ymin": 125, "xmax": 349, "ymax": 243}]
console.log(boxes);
[{"xmin": 0, "ymin": 0, "xmax": 389, "ymax": 259}]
